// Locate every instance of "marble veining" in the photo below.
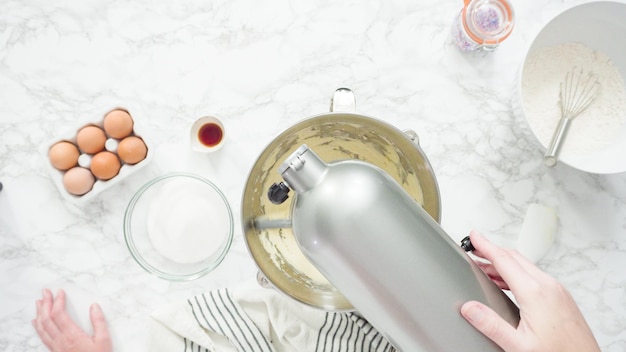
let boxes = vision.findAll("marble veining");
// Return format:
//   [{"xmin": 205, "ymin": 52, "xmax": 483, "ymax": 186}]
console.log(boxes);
[{"xmin": 1, "ymin": 0, "xmax": 625, "ymax": 351}]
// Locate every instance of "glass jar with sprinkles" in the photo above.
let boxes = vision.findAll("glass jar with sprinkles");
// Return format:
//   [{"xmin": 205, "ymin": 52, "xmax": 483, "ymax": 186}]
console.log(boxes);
[{"xmin": 452, "ymin": 0, "xmax": 515, "ymax": 52}]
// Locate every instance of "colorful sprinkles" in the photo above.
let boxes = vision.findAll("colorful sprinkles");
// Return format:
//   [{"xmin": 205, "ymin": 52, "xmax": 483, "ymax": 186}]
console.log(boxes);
[{"xmin": 474, "ymin": 6, "xmax": 501, "ymax": 32}]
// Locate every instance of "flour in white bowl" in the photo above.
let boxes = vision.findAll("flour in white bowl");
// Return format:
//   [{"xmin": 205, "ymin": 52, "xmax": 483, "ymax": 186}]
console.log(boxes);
[{"xmin": 522, "ymin": 42, "xmax": 626, "ymax": 156}]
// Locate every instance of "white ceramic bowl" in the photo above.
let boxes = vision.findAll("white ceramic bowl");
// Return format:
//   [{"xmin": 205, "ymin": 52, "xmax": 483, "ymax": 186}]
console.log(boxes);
[
  {"xmin": 124, "ymin": 173, "xmax": 233, "ymax": 281},
  {"xmin": 518, "ymin": 1, "xmax": 626, "ymax": 174}
]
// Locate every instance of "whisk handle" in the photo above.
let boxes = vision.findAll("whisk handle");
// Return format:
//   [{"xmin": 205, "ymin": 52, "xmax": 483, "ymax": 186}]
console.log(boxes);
[{"xmin": 544, "ymin": 117, "xmax": 572, "ymax": 167}]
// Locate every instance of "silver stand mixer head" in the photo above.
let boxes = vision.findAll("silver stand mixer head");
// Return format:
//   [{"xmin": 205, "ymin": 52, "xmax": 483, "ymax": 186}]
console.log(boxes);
[{"xmin": 270, "ymin": 144, "xmax": 519, "ymax": 351}]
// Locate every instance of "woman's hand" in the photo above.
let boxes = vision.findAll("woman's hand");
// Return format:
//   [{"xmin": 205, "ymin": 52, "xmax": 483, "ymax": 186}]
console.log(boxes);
[
  {"xmin": 461, "ymin": 231, "xmax": 600, "ymax": 352},
  {"xmin": 32, "ymin": 289, "xmax": 112, "ymax": 352}
]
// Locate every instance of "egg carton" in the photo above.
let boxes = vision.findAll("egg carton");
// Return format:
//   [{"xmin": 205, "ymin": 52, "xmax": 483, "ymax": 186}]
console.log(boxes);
[{"xmin": 40, "ymin": 106, "xmax": 153, "ymax": 204}]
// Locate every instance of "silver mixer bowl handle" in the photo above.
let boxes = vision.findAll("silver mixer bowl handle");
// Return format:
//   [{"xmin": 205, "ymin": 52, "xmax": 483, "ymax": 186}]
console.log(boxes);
[
  {"xmin": 330, "ymin": 87, "xmax": 356, "ymax": 112},
  {"xmin": 403, "ymin": 129, "xmax": 420, "ymax": 145}
]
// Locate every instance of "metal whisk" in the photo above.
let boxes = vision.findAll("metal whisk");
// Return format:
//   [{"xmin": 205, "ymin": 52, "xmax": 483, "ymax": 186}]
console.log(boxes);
[{"xmin": 544, "ymin": 68, "xmax": 601, "ymax": 167}]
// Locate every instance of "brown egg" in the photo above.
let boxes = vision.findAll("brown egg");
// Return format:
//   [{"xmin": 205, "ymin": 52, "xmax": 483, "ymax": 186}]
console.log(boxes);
[
  {"xmin": 90, "ymin": 151, "xmax": 121, "ymax": 180},
  {"xmin": 76, "ymin": 125, "xmax": 107, "ymax": 154},
  {"xmin": 63, "ymin": 167, "xmax": 95, "ymax": 196},
  {"xmin": 103, "ymin": 110, "xmax": 134, "ymax": 139},
  {"xmin": 117, "ymin": 136, "xmax": 148, "ymax": 165},
  {"xmin": 49, "ymin": 141, "xmax": 80, "ymax": 170}
]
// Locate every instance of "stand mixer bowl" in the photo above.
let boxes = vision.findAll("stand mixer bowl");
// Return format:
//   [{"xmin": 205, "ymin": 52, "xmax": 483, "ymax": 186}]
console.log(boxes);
[{"xmin": 241, "ymin": 88, "xmax": 441, "ymax": 310}]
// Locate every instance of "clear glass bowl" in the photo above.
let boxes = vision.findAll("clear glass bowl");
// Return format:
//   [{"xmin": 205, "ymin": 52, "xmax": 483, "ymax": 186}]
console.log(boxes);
[{"xmin": 124, "ymin": 172, "xmax": 233, "ymax": 280}]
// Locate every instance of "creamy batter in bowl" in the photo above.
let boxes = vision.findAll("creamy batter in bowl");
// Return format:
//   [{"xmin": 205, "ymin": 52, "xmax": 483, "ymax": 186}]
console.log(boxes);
[{"xmin": 242, "ymin": 89, "xmax": 441, "ymax": 311}]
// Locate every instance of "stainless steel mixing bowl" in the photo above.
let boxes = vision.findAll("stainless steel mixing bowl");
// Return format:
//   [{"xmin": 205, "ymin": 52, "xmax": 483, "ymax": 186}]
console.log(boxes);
[{"xmin": 242, "ymin": 88, "xmax": 441, "ymax": 310}]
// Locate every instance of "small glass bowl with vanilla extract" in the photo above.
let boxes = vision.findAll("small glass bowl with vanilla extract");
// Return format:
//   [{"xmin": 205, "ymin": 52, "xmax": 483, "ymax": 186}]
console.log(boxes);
[{"xmin": 190, "ymin": 115, "xmax": 225, "ymax": 152}]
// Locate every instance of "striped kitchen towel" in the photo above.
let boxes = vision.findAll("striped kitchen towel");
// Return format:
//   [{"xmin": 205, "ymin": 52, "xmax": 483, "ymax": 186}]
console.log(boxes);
[{"xmin": 149, "ymin": 279, "xmax": 395, "ymax": 352}]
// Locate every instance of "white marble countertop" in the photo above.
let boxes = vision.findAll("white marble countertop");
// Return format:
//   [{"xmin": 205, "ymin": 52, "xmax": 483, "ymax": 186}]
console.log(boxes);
[{"xmin": 1, "ymin": 0, "xmax": 625, "ymax": 351}]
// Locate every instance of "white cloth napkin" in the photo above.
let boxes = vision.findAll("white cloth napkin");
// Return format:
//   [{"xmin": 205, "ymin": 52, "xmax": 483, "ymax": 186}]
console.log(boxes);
[{"xmin": 150, "ymin": 280, "xmax": 395, "ymax": 352}]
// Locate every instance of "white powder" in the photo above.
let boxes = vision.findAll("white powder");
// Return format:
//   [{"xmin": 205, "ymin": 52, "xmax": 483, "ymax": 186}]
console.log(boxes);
[
  {"xmin": 522, "ymin": 42, "xmax": 626, "ymax": 157},
  {"xmin": 147, "ymin": 180, "xmax": 229, "ymax": 264}
]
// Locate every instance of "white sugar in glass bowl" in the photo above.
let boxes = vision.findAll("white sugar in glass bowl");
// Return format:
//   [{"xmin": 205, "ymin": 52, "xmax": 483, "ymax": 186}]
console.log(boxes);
[
  {"xmin": 517, "ymin": 1, "xmax": 626, "ymax": 174},
  {"xmin": 124, "ymin": 173, "xmax": 234, "ymax": 280}
]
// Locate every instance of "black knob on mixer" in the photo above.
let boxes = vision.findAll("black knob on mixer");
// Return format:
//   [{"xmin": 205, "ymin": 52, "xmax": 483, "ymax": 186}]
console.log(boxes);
[
  {"xmin": 460, "ymin": 235, "xmax": 475, "ymax": 252},
  {"xmin": 268, "ymin": 182, "xmax": 290, "ymax": 204}
]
